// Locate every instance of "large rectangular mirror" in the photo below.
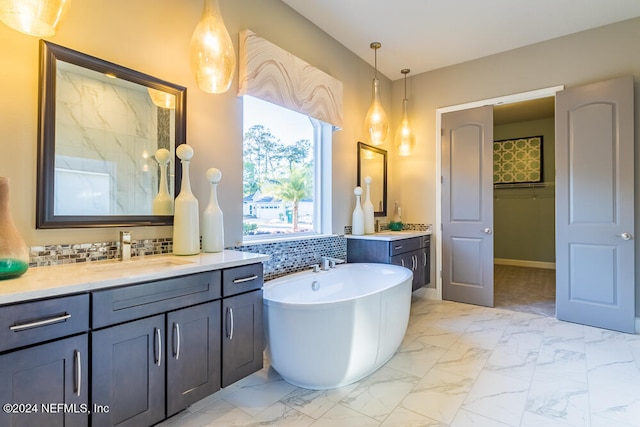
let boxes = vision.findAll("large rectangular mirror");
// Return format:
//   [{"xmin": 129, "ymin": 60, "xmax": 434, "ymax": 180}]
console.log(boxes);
[
  {"xmin": 357, "ymin": 142, "xmax": 387, "ymax": 217},
  {"xmin": 37, "ymin": 40, "xmax": 186, "ymax": 228}
]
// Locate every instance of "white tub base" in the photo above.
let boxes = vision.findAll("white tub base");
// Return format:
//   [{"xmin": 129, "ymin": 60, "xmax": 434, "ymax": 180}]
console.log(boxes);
[{"xmin": 263, "ymin": 263, "xmax": 412, "ymax": 389}]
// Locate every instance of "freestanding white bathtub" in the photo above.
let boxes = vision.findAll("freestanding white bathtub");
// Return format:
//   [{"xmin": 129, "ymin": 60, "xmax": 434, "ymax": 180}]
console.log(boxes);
[{"xmin": 263, "ymin": 263, "xmax": 412, "ymax": 389}]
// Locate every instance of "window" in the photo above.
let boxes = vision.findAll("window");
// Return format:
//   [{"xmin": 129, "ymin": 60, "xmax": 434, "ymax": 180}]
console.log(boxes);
[{"xmin": 242, "ymin": 96, "xmax": 331, "ymax": 239}]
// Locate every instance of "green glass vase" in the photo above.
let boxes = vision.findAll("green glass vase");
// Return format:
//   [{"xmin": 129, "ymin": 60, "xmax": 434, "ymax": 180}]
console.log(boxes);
[{"xmin": 0, "ymin": 177, "xmax": 29, "ymax": 280}]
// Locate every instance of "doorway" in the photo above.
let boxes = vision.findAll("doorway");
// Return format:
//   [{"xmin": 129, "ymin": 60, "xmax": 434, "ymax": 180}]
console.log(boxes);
[
  {"xmin": 436, "ymin": 78, "xmax": 636, "ymax": 333},
  {"xmin": 493, "ymin": 97, "xmax": 556, "ymax": 316},
  {"xmin": 434, "ymin": 85, "xmax": 563, "ymax": 305}
]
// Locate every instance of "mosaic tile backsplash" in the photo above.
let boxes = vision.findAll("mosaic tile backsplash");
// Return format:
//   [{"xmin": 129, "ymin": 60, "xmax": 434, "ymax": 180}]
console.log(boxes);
[
  {"xmin": 28, "ymin": 235, "xmax": 347, "ymax": 281},
  {"xmin": 27, "ymin": 223, "xmax": 430, "ymax": 281}
]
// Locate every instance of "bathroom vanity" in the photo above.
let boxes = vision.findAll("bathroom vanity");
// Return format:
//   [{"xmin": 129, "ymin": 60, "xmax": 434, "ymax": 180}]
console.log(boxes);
[
  {"xmin": 346, "ymin": 231, "xmax": 431, "ymax": 291},
  {"xmin": 0, "ymin": 251, "xmax": 268, "ymax": 427}
]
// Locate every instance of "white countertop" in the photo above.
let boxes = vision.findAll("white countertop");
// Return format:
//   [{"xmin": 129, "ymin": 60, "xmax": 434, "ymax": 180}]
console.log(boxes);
[
  {"xmin": 0, "ymin": 250, "xmax": 270, "ymax": 305},
  {"xmin": 344, "ymin": 231, "xmax": 431, "ymax": 241}
]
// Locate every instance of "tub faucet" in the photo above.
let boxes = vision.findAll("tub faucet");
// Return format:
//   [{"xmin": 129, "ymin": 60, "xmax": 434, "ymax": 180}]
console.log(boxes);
[
  {"xmin": 320, "ymin": 256, "xmax": 345, "ymax": 270},
  {"xmin": 120, "ymin": 231, "xmax": 131, "ymax": 261}
]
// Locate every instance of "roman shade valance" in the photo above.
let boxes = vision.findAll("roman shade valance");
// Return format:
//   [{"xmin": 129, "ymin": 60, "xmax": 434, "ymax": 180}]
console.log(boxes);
[{"xmin": 238, "ymin": 29, "xmax": 343, "ymax": 129}]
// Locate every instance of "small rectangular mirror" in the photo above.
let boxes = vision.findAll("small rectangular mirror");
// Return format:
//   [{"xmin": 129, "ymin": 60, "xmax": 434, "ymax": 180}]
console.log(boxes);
[{"xmin": 357, "ymin": 142, "xmax": 387, "ymax": 217}]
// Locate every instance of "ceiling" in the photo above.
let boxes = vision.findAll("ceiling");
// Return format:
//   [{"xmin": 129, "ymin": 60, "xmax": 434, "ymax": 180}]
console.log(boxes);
[{"xmin": 281, "ymin": 0, "xmax": 640, "ymax": 80}]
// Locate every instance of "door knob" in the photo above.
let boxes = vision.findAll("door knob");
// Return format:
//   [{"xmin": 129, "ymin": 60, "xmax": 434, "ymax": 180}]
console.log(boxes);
[
  {"xmin": 619, "ymin": 232, "xmax": 632, "ymax": 240},
  {"xmin": 483, "ymin": 228, "xmax": 492, "ymax": 234}
]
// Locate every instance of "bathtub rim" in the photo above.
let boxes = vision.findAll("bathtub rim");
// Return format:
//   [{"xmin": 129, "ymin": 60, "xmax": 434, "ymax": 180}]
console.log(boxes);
[{"xmin": 263, "ymin": 262, "xmax": 413, "ymax": 308}]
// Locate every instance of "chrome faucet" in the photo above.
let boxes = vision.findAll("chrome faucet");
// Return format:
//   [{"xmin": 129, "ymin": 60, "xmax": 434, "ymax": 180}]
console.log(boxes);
[
  {"xmin": 320, "ymin": 256, "xmax": 345, "ymax": 270},
  {"xmin": 120, "ymin": 231, "xmax": 131, "ymax": 261}
]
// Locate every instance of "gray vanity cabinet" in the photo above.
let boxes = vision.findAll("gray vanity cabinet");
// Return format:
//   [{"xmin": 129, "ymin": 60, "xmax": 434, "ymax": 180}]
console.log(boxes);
[
  {"xmin": 221, "ymin": 263, "xmax": 264, "ymax": 387},
  {"xmin": 91, "ymin": 271, "xmax": 222, "ymax": 427},
  {"xmin": 347, "ymin": 235, "xmax": 431, "ymax": 291},
  {"xmin": 0, "ymin": 294, "xmax": 90, "ymax": 427}
]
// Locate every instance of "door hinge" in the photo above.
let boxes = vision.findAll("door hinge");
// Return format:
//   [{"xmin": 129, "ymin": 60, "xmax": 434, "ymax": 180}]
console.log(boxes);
[
  {"xmin": 441, "ymin": 128, "xmax": 444, "ymax": 136},
  {"xmin": 441, "ymin": 176, "xmax": 443, "ymax": 184}
]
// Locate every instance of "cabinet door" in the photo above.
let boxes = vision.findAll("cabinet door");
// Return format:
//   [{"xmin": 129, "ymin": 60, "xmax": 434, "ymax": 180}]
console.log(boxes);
[
  {"xmin": 0, "ymin": 334, "xmax": 88, "ymax": 427},
  {"xmin": 222, "ymin": 290, "xmax": 263, "ymax": 387},
  {"xmin": 166, "ymin": 301, "xmax": 221, "ymax": 416},
  {"xmin": 92, "ymin": 315, "xmax": 165, "ymax": 427},
  {"xmin": 414, "ymin": 248, "xmax": 428, "ymax": 290}
]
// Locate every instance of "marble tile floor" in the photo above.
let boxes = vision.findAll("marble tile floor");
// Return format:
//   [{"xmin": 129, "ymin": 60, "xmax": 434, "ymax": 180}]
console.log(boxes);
[{"xmin": 158, "ymin": 293, "xmax": 640, "ymax": 427}]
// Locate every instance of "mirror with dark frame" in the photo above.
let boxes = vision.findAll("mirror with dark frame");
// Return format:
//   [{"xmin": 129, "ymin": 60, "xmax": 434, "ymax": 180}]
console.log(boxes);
[
  {"xmin": 37, "ymin": 40, "xmax": 186, "ymax": 228},
  {"xmin": 357, "ymin": 141, "xmax": 387, "ymax": 217}
]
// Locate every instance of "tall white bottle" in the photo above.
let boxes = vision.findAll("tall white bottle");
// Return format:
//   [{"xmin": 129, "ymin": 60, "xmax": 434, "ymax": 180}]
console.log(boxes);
[
  {"xmin": 173, "ymin": 144, "xmax": 200, "ymax": 255},
  {"xmin": 352, "ymin": 186, "xmax": 365, "ymax": 236},
  {"xmin": 202, "ymin": 168, "xmax": 224, "ymax": 252},
  {"xmin": 363, "ymin": 176, "xmax": 375, "ymax": 234},
  {"xmin": 152, "ymin": 148, "xmax": 173, "ymax": 215}
]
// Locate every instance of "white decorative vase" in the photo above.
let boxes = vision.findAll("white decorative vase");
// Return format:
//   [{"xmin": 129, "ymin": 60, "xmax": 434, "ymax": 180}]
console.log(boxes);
[
  {"xmin": 152, "ymin": 148, "xmax": 173, "ymax": 215},
  {"xmin": 173, "ymin": 144, "xmax": 200, "ymax": 255},
  {"xmin": 352, "ymin": 186, "xmax": 364, "ymax": 236},
  {"xmin": 202, "ymin": 168, "xmax": 224, "ymax": 252},
  {"xmin": 363, "ymin": 176, "xmax": 375, "ymax": 234}
]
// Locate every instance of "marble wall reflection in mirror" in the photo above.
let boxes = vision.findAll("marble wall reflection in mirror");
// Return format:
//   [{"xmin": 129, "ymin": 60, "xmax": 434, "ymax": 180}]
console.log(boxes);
[
  {"xmin": 37, "ymin": 40, "xmax": 186, "ymax": 228},
  {"xmin": 357, "ymin": 142, "xmax": 387, "ymax": 217}
]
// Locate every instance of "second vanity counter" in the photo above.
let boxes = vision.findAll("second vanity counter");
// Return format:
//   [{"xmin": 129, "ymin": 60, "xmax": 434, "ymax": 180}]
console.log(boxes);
[
  {"xmin": 345, "ymin": 230, "xmax": 431, "ymax": 241},
  {"xmin": 0, "ymin": 250, "xmax": 270, "ymax": 304}
]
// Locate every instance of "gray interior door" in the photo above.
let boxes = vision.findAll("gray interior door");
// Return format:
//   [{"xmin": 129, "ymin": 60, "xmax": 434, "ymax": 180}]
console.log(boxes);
[
  {"xmin": 556, "ymin": 76, "xmax": 635, "ymax": 333},
  {"xmin": 442, "ymin": 105, "xmax": 494, "ymax": 307}
]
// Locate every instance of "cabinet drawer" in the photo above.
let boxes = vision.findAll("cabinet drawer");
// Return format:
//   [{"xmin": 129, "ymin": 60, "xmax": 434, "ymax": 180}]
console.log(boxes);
[
  {"xmin": 92, "ymin": 271, "xmax": 221, "ymax": 328},
  {"xmin": 0, "ymin": 294, "xmax": 89, "ymax": 353},
  {"xmin": 222, "ymin": 263, "xmax": 263, "ymax": 297},
  {"xmin": 389, "ymin": 237, "xmax": 421, "ymax": 256}
]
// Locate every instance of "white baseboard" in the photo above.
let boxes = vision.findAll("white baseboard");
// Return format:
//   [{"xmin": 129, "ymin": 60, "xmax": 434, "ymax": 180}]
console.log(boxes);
[
  {"xmin": 494, "ymin": 258, "xmax": 556, "ymax": 270},
  {"xmin": 636, "ymin": 317, "xmax": 640, "ymax": 334}
]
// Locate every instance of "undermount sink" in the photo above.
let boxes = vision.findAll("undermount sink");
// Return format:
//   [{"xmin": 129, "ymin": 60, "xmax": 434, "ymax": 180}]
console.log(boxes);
[{"xmin": 86, "ymin": 257, "xmax": 195, "ymax": 273}]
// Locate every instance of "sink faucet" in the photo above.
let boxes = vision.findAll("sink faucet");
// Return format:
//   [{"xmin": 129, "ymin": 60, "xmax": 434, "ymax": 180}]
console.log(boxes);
[
  {"xmin": 120, "ymin": 231, "xmax": 131, "ymax": 261},
  {"xmin": 320, "ymin": 256, "xmax": 345, "ymax": 270}
]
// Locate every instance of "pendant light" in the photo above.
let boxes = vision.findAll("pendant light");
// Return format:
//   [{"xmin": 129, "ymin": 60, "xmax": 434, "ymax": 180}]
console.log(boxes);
[
  {"xmin": 190, "ymin": 0, "xmax": 236, "ymax": 94},
  {"xmin": 0, "ymin": 0, "xmax": 70, "ymax": 37},
  {"xmin": 364, "ymin": 42, "xmax": 389, "ymax": 146},
  {"xmin": 395, "ymin": 68, "xmax": 415, "ymax": 156}
]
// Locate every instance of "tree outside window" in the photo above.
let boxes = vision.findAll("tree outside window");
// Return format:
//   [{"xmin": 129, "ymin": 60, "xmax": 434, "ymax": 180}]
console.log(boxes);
[{"xmin": 242, "ymin": 96, "xmax": 315, "ymax": 237}]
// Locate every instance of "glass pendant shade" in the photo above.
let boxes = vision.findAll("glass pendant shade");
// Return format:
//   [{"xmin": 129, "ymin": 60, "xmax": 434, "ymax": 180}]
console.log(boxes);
[
  {"xmin": 190, "ymin": 0, "xmax": 236, "ymax": 94},
  {"xmin": 147, "ymin": 88, "xmax": 176, "ymax": 109},
  {"xmin": 0, "ymin": 0, "xmax": 70, "ymax": 37},
  {"xmin": 396, "ymin": 98, "xmax": 415, "ymax": 156},
  {"xmin": 365, "ymin": 77, "xmax": 389, "ymax": 146},
  {"xmin": 395, "ymin": 68, "xmax": 414, "ymax": 156}
]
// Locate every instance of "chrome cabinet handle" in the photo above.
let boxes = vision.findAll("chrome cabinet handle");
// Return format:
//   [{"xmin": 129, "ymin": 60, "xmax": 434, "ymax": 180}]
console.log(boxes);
[
  {"xmin": 74, "ymin": 350, "xmax": 81, "ymax": 397},
  {"xmin": 173, "ymin": 322, "xmax": 180, "ymax": 360},
  {"xmin": 10, "ymin": 313, "xmax": 71, "ymax": 331},
  {"xmin": 412, "ymin": 255, "xmax": 417, "ymax": 270},
  {"xmin": 620, "ymin": 232, "xmax": 633, "ymax": 240},
  {"xmin": 394, "ymin": 245, "xmax": 403, "ymax": 250},
  {"xmin": 233, "ymin": 275, "xmax": 258, "ymax": 284},
  {"xmin": 483, "ymin": 228, "xmax": 492, "ymax": 234},
  {"xmin": 423, "ymin": 252, "xmax": 427, "ymax": 267},
  {"xmin": 400, "ymin": 259, "xmax": 405, "ymax": 267},
  {"xmin": 226, "ymin": 307, "xmax": 234, "ymax": 340},
  {"xmin": 155, "ymin": 328, "xmax": 162, "ymax": 367}
]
